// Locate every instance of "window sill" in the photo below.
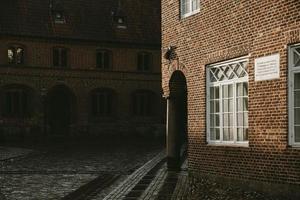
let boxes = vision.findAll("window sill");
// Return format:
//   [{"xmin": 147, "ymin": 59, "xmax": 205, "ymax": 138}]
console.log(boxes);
[
  {"xmin": 181, "ymin": 9, "xmax": 200, "ymax": 19},
  {"xmin": 289, "ymin": 144, "xmax": 300, "ymax": 149},
  {"xmin": 207, "ymin": 142, "xmax": 249, "ymax": 148}
]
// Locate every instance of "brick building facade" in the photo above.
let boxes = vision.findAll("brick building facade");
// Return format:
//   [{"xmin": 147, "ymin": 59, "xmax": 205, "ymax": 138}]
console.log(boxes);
[
  {"xmin": 162, "ymin": 0, "xmax": 300, "ymax": 198},
  {"xmin": 0, "ymin": 0, "xmax": 165, "ymax": 140}
]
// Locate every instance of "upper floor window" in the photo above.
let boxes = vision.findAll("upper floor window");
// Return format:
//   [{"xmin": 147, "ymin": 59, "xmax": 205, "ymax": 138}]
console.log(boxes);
[
  {"xmin": 96, "ymin": 50, "xmax": 112, "ymax": 70},
  {"xmin": 112, "ymin": 15, "xmax": 127, "ymax": 29},
  {"xmin": 53, "ymin": 47, "xmax": 68, "ymax": 68},
  {"xmin": 207, "ymin": 57, "xmax": 249, "ymax": 146},
  {"xmin": 91, "ymin": 89, "xmax": 114, "ymax": 117},
  {"xmin": 111, "ymin": 1, "xmax": 127, "ymax": 29},
  {"xmin": 50, "ymin": 0, "xmax": 66, "ymax": 24},
  {"xmin": 133, "ymin": 90, "xmax": 154, "ymax": 116},
  {"xmin": 8, "ymin": 46, "xmax": 24, "ymax": 65},
  {"xmin": 289, "ymin": 44, "xmax": 300, "ymax": 147},
  {"xmin": 137, "ymin": 52, "xmax": 152, "ymax": 72},
  {"xmin": 181, "ymin": 0, "xmax": 200, "ymax": 18},
  {"xmin": 52, "ymin": 11, "xmax": 66, "ymax": 24}
]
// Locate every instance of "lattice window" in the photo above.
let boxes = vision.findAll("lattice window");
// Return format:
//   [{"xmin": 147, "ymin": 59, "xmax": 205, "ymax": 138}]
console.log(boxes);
[
  {"xmin": 207, "ymin": 57, "xmax": 249, "ymax": 146},
  {"xmin": 292, "ymin": 47, "xmax": 300, "ymax": 68},
  {"xmin": 209, "ymin": 61, "xmax": 248, "ymax": 82}
]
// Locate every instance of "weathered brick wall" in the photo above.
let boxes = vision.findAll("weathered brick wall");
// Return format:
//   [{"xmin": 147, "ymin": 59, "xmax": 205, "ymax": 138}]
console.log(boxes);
[
  {"xmin": 0, "ymin": 37, "xmax": 165, "ymax": 139},
  {"xmin": 162, "ymin": 0, "xmax": 300, "ymax": 187}
]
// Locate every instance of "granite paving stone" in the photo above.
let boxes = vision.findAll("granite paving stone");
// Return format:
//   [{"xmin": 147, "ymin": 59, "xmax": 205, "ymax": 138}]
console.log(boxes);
[{"xmin": 0, "ymin": 140, "xmax": 163, "ymax": 200}]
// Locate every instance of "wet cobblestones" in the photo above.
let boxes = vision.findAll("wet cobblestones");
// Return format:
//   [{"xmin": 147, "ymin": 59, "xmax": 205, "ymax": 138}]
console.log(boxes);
[
  {"xmin": 0, "ymin": 140, "xmax": 163, "ymax": 200},
  {"xmin": 0, "ymin": 147, "xmax": 33, "ymax": 161}
]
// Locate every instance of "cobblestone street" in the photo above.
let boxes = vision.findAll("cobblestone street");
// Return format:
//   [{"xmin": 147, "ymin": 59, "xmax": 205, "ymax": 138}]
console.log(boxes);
[{"xmin": 0, "ymin": 139, "xmax": 164, "ymax": 200}]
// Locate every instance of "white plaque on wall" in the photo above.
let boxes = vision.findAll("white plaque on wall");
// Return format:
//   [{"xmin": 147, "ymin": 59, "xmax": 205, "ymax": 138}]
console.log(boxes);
[{"xmin": 255, "ymin": 54, "xmax": 280, "ymax": 81}]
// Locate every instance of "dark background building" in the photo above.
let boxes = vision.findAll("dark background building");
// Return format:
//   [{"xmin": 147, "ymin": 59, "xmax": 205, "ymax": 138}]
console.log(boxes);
[{"xmin": 0, "ymin": 0, "xmax": 165, "ymax": 140}]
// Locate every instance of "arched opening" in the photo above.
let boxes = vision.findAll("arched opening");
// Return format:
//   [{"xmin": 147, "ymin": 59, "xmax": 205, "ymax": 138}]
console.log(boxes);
[
  {"xmin": 167, "ymin": 71, "xmax": 188, "ymax": 171},
  {"xmin": 46, "ymin": 85, "xmax": 76, "ymax": 136}
]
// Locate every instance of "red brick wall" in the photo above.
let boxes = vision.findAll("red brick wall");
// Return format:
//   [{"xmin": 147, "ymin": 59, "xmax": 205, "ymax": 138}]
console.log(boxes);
[{"xmin": 162, "ymin": 0, "xmax": 300, "ymax": 186}]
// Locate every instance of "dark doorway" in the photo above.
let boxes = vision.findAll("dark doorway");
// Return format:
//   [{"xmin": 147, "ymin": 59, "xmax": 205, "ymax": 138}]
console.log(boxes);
[
  {"xmin": 47, "ymin": 85, "xmax": 76, "ymax": 136},
  {"xmin": 167, "ymin": 71, "xmax": 188, "ymax": 171}
]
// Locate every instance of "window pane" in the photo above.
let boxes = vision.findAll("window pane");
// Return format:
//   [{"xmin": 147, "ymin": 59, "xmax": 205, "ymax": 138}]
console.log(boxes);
[
  {"xmin": 237, "ymin": 128, "xmax": 248, "ymax": 141},
  {"xmin": 294, "ymin": 91, "xmax": 300, "ymax": 107},
  {"xmin": 222, "ymin": 84, "xmax": 233, "ymax": 98},
  {"xmin": 237, "ymin": 113, "xmax": 244, "ymax": 127},
  {"xmin": 237, "ymin": 82, "xmax": 248, "ymax": 97},
  {"xmin": 104, "ymin": 52, "xmax": 110, "ymax": 69},
  {"xmin": 294, "ymin": 126, "xmax": 300, "ymax": 142},
  {"xmin": 223, "ymin": 128, "xmax": 233, "ymax": 141},
  {"xmin": 210, "ymin": 100, "xmax": 220, "ymax": 113},
  {"xmin": 8, "ymin": 48, "xmax": 14, "ymax": 64},
  {"xmin": 293, "ymin": 50, "xmax": 300, "ymax": 67},
  {"xmin": 215, "ymin": 100, "xmax": 219, "ymax": 113},
  {"xmin": 294, "ymin": 108, "xmax": 300, "ymax": 125},
  {"xmin": 237, "ymin": 97, "xmax": 248, "ymax": 112},
  {"xmin": 223, "ymin": 113, "xmax": 233, "ymax": 127},
  {"xmin": 223, "ymin": 99, "xmax": 233, "ymax": 112},
  {"xmin": 96, "ymin": 52, "xmax": 103, "ymax": 68},
  {"xmin": 210, "ymin": 114, "xmax": 219, "ymax": 127},
  {"xmin": 138, "ymin": 54, "xmax": 143, "ymax": 70},
  {"xmin": 181, "ymin": 0, "xmax": 190, "ymax": 15},
  {"xmin": 191, "ymin": 0, "xmax": 199, "ymax": 11},
  {"xmin": 61, "ymin": 49, "xmax": 67, "ymax": 67},
  {"xmin": 53, "ymin": 49, "xmax": 59, "ymax": 66},
  {"xmin": 16, "ymin": 48, "xmax": 24, "ymax": 64},
  {"xmin": 144, "ymin": 54, "xmax": 150, "ymax": 70},
  {"xmin": 210, "ymin": 128, "xmax": 220, "ymax": 140},
  {"xmin": 295, "ymin": 73, "xmax": 300, "ymax": 89}
]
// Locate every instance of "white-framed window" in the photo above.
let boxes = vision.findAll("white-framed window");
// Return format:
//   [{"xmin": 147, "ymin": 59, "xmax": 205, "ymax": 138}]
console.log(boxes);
[
  {"xmin": 206, "ymin": 57, "xmax": 249, "ymax": 146},
  {"xmin": 288, "ymin": 44, "xmax": 300, "ymax": 147},
  {"xmin": 181, "ymin": 0, "xmax": 200, "ymax": 18}
]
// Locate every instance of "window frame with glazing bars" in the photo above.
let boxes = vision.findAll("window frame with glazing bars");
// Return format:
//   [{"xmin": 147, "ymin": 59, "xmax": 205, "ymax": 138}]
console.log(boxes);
[
  {"xmin": 288, "ymin": 43, "xmax": 300, "ymax": 147},
  {"xmin": 7, "ymin": 45, "xmax": 25, "ymax": 65},
  {"xmin": 3, "ymin": 89, "xmax": 29, "ymax": 118},
  {"xmin": 96, "ymin": 49, "xmax": 113, "ymax": 70},
  {"xmin": 206, "ymin": 56, "xmax": 249, "ymax": 147},
  {"xmin": 180, "ymin": 0, "xmax": 200, "ymax": 19},
  {"xmin": 137, "ymin": 52, "xmax": 152, "ymax": 72},
  {"xmin": 53, "ymin": 47, "xmax": 68, "ymax": 68}
]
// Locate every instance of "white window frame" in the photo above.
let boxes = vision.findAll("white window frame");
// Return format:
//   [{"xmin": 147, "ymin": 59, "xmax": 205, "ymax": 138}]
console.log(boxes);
[
  {"xmin": 206, "ymin": 56, "xmax": 249, "ymax": 147},
  {"xmin": 181, "ymin": 0, "xmax": 200, "ymax": 18},
  {"xmin": 288, "ymin": 43, "xmax": 300, "ymax": 147}
]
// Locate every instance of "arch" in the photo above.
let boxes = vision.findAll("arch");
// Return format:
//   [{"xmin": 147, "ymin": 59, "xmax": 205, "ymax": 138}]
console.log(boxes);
[
  {"xmin": 167, "ymin": 70, "xmax": 188, "ymax": 171},
  {"xmin": 46, "ymin": 84, "xmax": 77, "ymax": 136}
]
